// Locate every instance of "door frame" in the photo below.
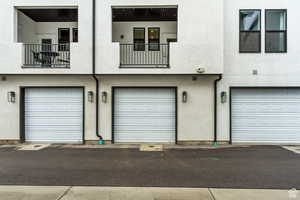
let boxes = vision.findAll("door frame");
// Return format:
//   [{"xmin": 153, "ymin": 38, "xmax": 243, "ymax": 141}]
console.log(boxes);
[
  {"xmin": 20, "ymin": 86, "xmax": 85, "ymax": 144},
  {"xmin": 229, "ymin": 86, "xmax": 300, "ymax": 144},
  {"xmin": 111, "ymin": 86, "xmax": 178, "ymax": 144}
]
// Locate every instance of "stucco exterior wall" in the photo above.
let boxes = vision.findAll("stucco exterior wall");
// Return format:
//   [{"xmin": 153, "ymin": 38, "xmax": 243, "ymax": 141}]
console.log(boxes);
[
  {"xmin": 218, "ymin": 0, "xmax": 300, "ymax": 142},
  {"xmin": 0, "ymin": 75, "xmax": 216, "ymax": 142},
  {"xmin": 17, "ymin": 11, "xmax": 37, "ymax": 43},
  {"xmin": 98, "ymin": 75, "xmax": 217, "ymax": 142},
  {"xmin": 0, "ymin": 75, "xmax": 96, "ymax": 141},
  {"xmin": 0, "ymin": 0, "xmax": 223, "ymax": 75},
  {"xmin": 96, "ymin": 0, "xmax": 224, "ymax": 74}
]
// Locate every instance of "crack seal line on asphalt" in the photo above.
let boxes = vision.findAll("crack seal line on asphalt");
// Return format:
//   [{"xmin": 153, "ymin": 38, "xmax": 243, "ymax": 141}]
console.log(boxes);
[
  {"xmin": 208, "ymin": 188, "xmax": 216, "ymax": 200},
  {"xmin": 56, "ymin": 186, "xmax": 72, "ymax": 200}
]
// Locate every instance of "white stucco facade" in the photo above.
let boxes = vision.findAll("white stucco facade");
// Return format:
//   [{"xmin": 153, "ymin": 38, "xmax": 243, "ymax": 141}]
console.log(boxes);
[
  {"xmin": 218, "ymin": 0, "xmax": 300, "ymax": 142},
  {"xmin": 96, "ymin": 0, "xmax": 223, "ymax": 74},
  {"xmin": 0, "ymin": 75, "xmax": 216, "ymax": 143},
  {"xmin": 0, "ymin": 0, "xmax": 298, "ymax": 144}
]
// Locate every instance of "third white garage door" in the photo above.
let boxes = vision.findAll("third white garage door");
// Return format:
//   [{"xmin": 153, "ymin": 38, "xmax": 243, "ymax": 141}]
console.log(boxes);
[
  {"xmin": 113, "ymin": 88, "xmax": 176, "ymax": 143},
  {"xmin": 231, "ymin": 88, "xmax": 300, "ymax": 144}
]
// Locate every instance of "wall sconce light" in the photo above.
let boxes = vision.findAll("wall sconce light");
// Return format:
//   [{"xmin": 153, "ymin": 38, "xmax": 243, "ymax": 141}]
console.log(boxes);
[
  {"xmin": 8, "ymin": 91, "xmax": 16, "ymax": 103},
  {"xmin": 182, "ymin": 91, "xmax": 188, "ymax": 103},
  {"xmin": 221, "ymin": 91, "xmax": 227, "ymax": 103},
  {"xmin": 88, "ymin": 91, "xmax": 94, "ymax": 103},
  {"xmin": 102, "ymin": 91, "xmax": 108, "ymax": 103}
]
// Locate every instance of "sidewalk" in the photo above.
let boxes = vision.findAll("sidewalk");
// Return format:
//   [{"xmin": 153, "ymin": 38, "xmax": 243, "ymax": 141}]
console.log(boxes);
[{"xmin": 0, "ymin": 186, "xmax": 296, "ymax": 200}]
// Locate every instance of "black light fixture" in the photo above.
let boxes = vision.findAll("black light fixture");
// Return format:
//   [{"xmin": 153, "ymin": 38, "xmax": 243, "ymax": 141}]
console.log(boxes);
[
  {"xmin": 88, "ymin": 91, "xmax": 94, "ymax": 103},
  {"xmin": 182, "ymin": 91, "xmax": 188, "ymax": 103},
  {"xmin": 221, "ymin": 91, "xmax": 227, "ymax": 103},
  {"xmin": 102, "ymin": 91, "xmax": 108, "ymax": 103},
  {"xmin": 8, "ymin": 91, "xmax": 16, "ymax": 103}
]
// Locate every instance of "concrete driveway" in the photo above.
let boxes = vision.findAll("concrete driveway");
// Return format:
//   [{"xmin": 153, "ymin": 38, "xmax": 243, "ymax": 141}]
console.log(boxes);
[{"xmin": 0, "ymin": 145, "xmax": 299, "ymax": 189}]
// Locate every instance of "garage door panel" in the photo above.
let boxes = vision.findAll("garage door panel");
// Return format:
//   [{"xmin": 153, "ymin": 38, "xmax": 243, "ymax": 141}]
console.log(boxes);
[
  {"xmin": 115, "ymin": 117, "xmax": 175, "ymax": 123},
  {"xmin": 25, "ymin": 106, "xmax": 82, "ymax": 111},
  {"xmin": 232, "ymin": 88, "xmax": 300, "ymax": 144},
  {"xmin": 233, "ymin": 105, "xmax": 300, "ymax": 113},
  {"xmin": 115, "ymin": 103, "xmax": 175, "ymax": 111},
  {"xmin": 25, "ymin": 88, "xmax": 83, "ymax": 144},
  {"xmin": 25, "ymin": 131, "xmax": 82, "ymax": 137},
  {"xmin": 233, "ymin": 117, "xmax": 300, "ymax": 124},
  {"xmin": 114, "ymin": 88, "xmax": 176, "ymax": 143}
]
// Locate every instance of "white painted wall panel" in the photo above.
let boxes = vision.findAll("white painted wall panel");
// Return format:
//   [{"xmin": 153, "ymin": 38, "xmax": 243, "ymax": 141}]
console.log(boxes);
[
  {"xmin": 232, "ymin": 88, "xmax": 300, "ymax": 144},
  {"xmin": 114, "ymin": 88, "xmax": 176, "ymax": 143},
  {"xmin": 25, "ymin": 88, "xmax": 83, "ymax": 143}
]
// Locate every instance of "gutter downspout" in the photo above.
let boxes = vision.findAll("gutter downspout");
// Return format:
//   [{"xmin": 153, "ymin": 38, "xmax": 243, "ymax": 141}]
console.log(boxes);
[
  {"xmin": 214, "ymin": 74, "xmax": 222, "ymax": 145},
  {"xmin": 92, "ymin": 0, "xmax": 104, "ymax": 143}
]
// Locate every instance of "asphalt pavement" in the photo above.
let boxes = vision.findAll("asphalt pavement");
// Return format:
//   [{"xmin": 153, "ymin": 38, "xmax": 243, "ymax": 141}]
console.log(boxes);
[{"xmin": 0, "ymin": 145, "xmax": 299, "ymax": 189}]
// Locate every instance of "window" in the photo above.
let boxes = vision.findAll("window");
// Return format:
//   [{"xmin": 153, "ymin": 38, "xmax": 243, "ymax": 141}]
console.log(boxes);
[
  {"xmin": 265, "ymin": 10, "xmax": 287, "ymax": 53},
  {"xmin": 58, "ymin": 28, "xmax": 70, "ymax": 51},
  {"xmin": 239, "ymin": 10, "xmax": 261, "ymax": 53},
  {"xmin": 148, "ymin": 28, "xmax": 160, "ymax": 51},
  {"xmin": 133, "ymin": 28, "xmax": 145, "ymax": 51},
  {"xmin": 73, "ymin": 28, "xmax": 78, "ymax": 43}
]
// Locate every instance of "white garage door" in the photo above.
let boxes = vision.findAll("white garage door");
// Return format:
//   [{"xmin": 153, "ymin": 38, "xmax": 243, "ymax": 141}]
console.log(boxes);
[
  {"xmin": 232, "ymin": 88, "xmax": 300, "ymax": 144},
  {"xmin": 25, "ymin": 88, "xmax": 83, "ymax": 143},
  {"xmin": 114, "ymin": 88, "xmax": 176, "ymax": 143}
]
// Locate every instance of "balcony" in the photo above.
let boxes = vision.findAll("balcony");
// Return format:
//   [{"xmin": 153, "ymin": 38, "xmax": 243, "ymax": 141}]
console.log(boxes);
[
  {"xmin": 112, "ymin": 7, "xmax": 177, "ymax": 68},
  {"xmin": 120, "ymin": 43, "xmax": 169, "ymax": 68},
  {"xmin": 17, "ymin": 8, "xmax": 78, "ymax": 69},
  {"xmin": 23, "ymin": 44, "xmax": 70, "ymax": 68}
]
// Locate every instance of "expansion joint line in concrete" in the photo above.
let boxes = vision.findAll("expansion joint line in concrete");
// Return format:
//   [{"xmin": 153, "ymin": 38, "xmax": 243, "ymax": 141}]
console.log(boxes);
[
  {"xmin": 208, "ymin": 188, "xmax": 216, "ymax": 200},
  {"xmin": 56, "ymin": 186, "xmax": 72, "ymax": 200}
]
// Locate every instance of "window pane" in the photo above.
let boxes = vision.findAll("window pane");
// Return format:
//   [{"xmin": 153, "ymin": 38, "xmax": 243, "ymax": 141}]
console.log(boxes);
[
  {"xmin": 134, "ymin": 29, "xmax": 145, "ymax": 40},
  {"xmin": 148, "ymin": 28, "xmax": 160, "ymax": 51},
  {"xmin": 240, "ymin": 32, "xmax": 260, "ymax": 52},
  {"xmin": 266, "ymin": 32, "xmax": 286, "ymax": 52},
  {"xmin": 149, "ymin": 28, "xmax": 159, "ymax": 40},
  {"xmin": 134, "ymin": 43, "xmax": 145, "ymax": 51},
  {"xmin": 266, "ymin": 10, "xmax": 286, "ymax": 31},
  {"xmin": 149, "ymin": 43, "xmax": 160, "ymax": 51},
  {"xmin": 58, "ymin": 29, "xmax": 70, "ymax": 51},
  {"xmin": 240, "ymin": 11, "xmax": 261, "ymax": 31},
  {"xmin": 134, "ymin": 28, "xmax": 145, "ymax": 51},
  {"xmin": 59, "ymin": 29, "xmax": 70, "ymax": 43},
  {"xmin": 73, "ymin": 28, "xmax": 78, "ymax": 42}
]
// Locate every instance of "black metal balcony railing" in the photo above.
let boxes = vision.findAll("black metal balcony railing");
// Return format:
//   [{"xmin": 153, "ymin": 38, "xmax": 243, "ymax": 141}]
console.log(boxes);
[
  {"xmin": 23, "ymin": 44, "xmax": 70, "ymax": 68},
  {"xmin": 120, "ymin": 44, "xmax": 169, "ymax": 67}
]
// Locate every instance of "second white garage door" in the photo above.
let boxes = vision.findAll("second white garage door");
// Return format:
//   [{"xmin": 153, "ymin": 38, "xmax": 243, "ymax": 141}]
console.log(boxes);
[
  {"xmin": 113, "ymin": 88, "xmax": 176, "ymax": 143},
  {"xmin": 231, "ymin": 88, "xmax": 300, "ymax": 144},
  {"xmin": 25, "ymin": 88, "xmax": 83, "ymax": 144}
]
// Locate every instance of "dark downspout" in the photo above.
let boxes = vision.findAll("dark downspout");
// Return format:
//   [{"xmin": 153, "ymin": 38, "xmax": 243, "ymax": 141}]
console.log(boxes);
[
  {"xmin": 92, "ymin": 0, "xmax": 104, "ymax": 143},
  {"xmin": 214, "ymin": 74, "xmax": 222, "ymax": 145}
]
